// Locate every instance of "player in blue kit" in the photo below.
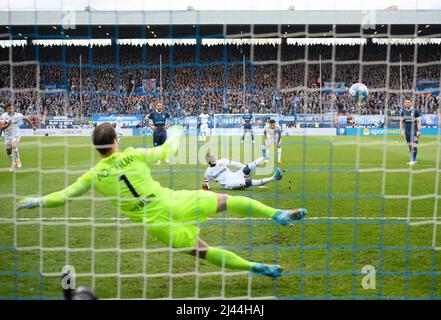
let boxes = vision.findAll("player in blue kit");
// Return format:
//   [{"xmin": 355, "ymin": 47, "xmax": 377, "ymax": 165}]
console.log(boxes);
[
  {"xmin": 146, "ymin": 101, "xmax": 172, "ymax": 164},
  {"xmin": 399, "ymin": 97, "xmax": 422, "ymax": 166},
  {"xmin": 241, "ymin": 108, "xmax": 254, "ymax": 143}
]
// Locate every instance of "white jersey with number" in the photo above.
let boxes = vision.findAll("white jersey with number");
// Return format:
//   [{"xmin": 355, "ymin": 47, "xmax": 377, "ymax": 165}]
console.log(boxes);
[
  {"xmin": 263, "ymin": 123, "xmax": 282, "ymax": 144},
  {"xmin": 0, "ymin": 112, "xmax": 24, "ymax": 141},
  {"xmin": 204, "ymin": 159, "xmax": 247, "ymax": 189}
]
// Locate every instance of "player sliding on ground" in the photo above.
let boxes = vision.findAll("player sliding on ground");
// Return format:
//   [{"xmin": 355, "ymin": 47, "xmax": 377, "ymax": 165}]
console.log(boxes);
[
  {"xmin": 16, "ymin": 123, "xmax": 307, "ymax": 278},
  {"xmin": 203, "ymin": 152, "xmax": 282, "ymax": 190},
  {"xmin": 0, "ymin": 102, "xmax": 37, "ymax": 172}
]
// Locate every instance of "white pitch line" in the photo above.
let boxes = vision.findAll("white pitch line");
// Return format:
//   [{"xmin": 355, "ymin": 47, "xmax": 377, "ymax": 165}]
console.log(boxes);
[{"xmin": 0, "ymin": 216, "xmax": 439, "ymax": 222}]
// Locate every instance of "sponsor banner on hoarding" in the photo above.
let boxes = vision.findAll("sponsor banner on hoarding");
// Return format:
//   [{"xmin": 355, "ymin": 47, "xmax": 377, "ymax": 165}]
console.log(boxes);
[
  {"xmin": 342, "ymin": 127, "xmax": 440, "ymax": 136},
  {"xmin": 284, "ymin": 128, "xmax": 336, "ymax": 136},
  {"xmin": 421, "ymin": 114, "xmax": 439, "ymax": 126},
  {"xmin": 354, "ymin": 115, "xmax": 384, "ymax": 125},
  {"xmin": 336, "ymin": 127, "xmax": 347, "ymax": 135},
  {"xmin": 21, "ymin": 128, "xmax": 133, "ymax": 137},
  {"xmin": 213, "ymin": 114, "xmax": 279, "ymax": 128},
  {"xmin": 292, "ymin": 114, "xmax": 335, "ymax": 123},
  {"xmin": 46, "ymin": 116, "xmax": 75, "ymax": 126},
  {"xmin": 345, "ymin": 128, "xmax": 402, "ymax": 136},
  {"xmin": 92, "ymin": 114, "xmax": 143, "ymax": 127},
  {"xmin": 132, "ymin": 127, "xmax": 336, "ymax": 137},
  {"xmin": 21, "ymin": 128, "xmax": 93, "ymax": 136},
  {"xmin": 173, "ymin": 116, "xmax": 199, "ymax": 127}
]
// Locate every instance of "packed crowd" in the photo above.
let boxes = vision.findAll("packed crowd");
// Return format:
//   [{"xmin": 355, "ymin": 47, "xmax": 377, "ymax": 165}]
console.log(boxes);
[{"xmin": 0, "ymin": 43, "xmax": 439, "ymax": 117}]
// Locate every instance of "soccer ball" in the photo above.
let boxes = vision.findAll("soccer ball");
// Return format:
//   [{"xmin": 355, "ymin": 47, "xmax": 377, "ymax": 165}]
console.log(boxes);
[{"xmin": 348, "ymin": 83, "xmax": 368, "ymax": 104}]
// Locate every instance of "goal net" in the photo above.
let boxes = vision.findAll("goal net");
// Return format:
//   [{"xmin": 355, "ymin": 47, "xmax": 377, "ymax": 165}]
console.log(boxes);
[{"xmin": 0, "ymin": 6, "xmax": 440, "ymax": 300}]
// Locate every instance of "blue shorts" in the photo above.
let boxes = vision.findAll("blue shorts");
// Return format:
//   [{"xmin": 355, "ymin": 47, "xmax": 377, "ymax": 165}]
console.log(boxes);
[
  {"xmin": 405, "ymin": 131, "xmax": 418, "ymax": 144},
  {"xmin": 153, "ymin": 130, "xmax": 167, "ymax": 147}
]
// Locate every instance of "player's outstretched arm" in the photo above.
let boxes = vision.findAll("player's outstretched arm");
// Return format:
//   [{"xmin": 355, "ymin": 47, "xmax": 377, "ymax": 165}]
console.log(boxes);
[
  {"xmin": 417, "ymin": 116, "xmax": 422, "ymax": 138},
  {"xmin": 138, "ymin": 125, "xmax": 184, "ymax": 163},
  {"xmin": 24, "ymin": 116, "xmax": 37, "ymax": 131},
  {"xmin": 399, "ymin": 118, "xmax": 405, "ymax": 137},
  {"xmin": 16, "ymin": 175, "xmax": 91, "ymax": 211},
  {"xmin": 164, "ymin": 116, "xmax": 172, "ymax": 130},
  {"xmin": 227, "ymin": 160, "xmax": 245, "ymax": 169},
  {"xmin": 0, "ymin": 120, "xmax": 11, "ymax": 129}
]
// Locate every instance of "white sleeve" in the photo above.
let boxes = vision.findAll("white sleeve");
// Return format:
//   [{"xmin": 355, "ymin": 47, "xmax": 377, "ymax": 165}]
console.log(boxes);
[
  {"xmin": 228, "ymin": 160, "xmax": 245, "ymax": 169},
  {"xmin": 218, "ymin": 159, "xmax": 230, "ymax": 167}
]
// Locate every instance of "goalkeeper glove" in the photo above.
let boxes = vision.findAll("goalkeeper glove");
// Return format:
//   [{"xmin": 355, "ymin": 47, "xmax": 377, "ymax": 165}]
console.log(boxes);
[{"xmin": 16, "ymin": 197, "xmax": 43, "ymax": 211}]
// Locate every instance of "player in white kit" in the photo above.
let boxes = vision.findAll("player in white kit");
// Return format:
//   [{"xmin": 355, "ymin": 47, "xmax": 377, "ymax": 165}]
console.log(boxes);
[
  {"xmin": 114, "ymin": 112, "xmax": 123, "ymax": 143},
  {"xmin": 202, "ymin": 152, "xmax": 282, "ymax": 190},
  {"xmin": 263, "ymin": 119, "xmax": 282, "ymax": 164},
  {"xmin": 0, "ymin": 103, "xmax": 37, "ymax": 172},
  {"xmin": 199, "ymin": 111, "xmax": 210, "ymax": 142}
]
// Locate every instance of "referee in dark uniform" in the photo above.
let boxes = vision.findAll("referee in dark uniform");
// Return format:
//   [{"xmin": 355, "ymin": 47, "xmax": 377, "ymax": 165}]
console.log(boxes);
[{"xmin": 146, "ymin": 101, "xmax": 172, "ymax": 164}]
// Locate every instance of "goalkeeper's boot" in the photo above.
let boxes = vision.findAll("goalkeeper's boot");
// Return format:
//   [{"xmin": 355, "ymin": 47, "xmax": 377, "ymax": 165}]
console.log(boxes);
[
  {"xmin": 251, "ymin": 263, "xmax": 283, "ymax": 278},
  {"xmin": 16, "ymin": 159, "xmax": 22, "ymax": 168},
  {"xmin": 273, "ymin": 168, "xmax": 283, "ymax": 181},
  {"xmin": 406, "ymin": 160, "xmax": 416, "ymax": 165},
  {"xmin": 273, "ymin": 208, "xmax": 307, "ymax": 225}
]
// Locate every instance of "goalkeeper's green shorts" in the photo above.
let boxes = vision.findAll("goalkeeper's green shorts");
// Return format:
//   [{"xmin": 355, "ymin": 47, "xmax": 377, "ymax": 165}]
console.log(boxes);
[{"xmin": 145, "ymin": 189, "xmax": 218, "ymax": 252}]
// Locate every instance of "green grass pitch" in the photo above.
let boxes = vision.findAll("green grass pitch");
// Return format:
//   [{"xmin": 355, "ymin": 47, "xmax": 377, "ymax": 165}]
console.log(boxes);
[{"xmin": 0, "ymin": 134, "xmax": 440, "ymax": 299}]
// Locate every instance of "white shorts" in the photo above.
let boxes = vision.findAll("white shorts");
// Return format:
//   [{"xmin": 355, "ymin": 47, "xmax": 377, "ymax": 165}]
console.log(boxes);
[
  {"xmin": 266, "ymin": 136, "xmax": 281, "ymax": 146},
  {"xmin": 221, "ymin": 170, "xmax": 247, "ymax": 190},
  {"xmin": 200, "ymin": 124, "xmax": 208, "ymax": 133},
  {"xmin": 5, "ymin": 136, "xmax": 20, "ymax": 149}
]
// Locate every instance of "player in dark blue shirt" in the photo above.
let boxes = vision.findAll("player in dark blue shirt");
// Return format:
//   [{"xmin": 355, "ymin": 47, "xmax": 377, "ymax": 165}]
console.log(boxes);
[
  {"xmin": 399, "ymin": 97, "xmax": 422, "ymax": 165},
  {"xmin": 241, "ymin": 108, "xmax": 254, "ymax": 143},
  {"xmin": 146, "ymin": 101, "xmax": 172, "ymax": 164}
]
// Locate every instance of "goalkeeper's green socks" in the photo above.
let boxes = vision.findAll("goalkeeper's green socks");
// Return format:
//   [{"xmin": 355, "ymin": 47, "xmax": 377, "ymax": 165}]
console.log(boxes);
[
  {"xmin": 205, "ymin": 247, "xmax": 283, "ymax": 277},
  {"xmin": 226, "ymin": 196, "xmax": 278, "ymax": 219},
  {"xmin": 205, "ymin": 247, "xmax": 254, "ymax": 271}
]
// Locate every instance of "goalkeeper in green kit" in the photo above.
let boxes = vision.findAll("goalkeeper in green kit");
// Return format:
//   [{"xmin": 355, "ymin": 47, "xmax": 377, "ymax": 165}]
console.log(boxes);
[{"xmin": 17, "ymin": 123, "xmax": 307, "ymax": 278}]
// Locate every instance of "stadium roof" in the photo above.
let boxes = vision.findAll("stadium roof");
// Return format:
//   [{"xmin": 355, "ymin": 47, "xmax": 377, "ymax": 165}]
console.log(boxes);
[
  {"xmin": 1, "ymin": 24, "xmax": 441, "ymax": 41},
  {"xmin": 1, "ymin": 10, "xmax": 441, "ymax": 27},
  {"xmin": 2, "ymin": 0, "xmax": 441, "ymax": 12}
]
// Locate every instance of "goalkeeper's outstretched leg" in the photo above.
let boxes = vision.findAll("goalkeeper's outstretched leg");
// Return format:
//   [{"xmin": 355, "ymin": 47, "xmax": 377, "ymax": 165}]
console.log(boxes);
[{"xmin": 188, "ymin": 193, "xmax": 307, "ymax": 278}]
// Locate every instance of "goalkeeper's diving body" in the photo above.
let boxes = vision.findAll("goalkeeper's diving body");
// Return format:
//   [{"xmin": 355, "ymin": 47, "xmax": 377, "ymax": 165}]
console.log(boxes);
[{"xmin": 17, "ymin": 123, "xmax": 307, "ymax": 278}]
